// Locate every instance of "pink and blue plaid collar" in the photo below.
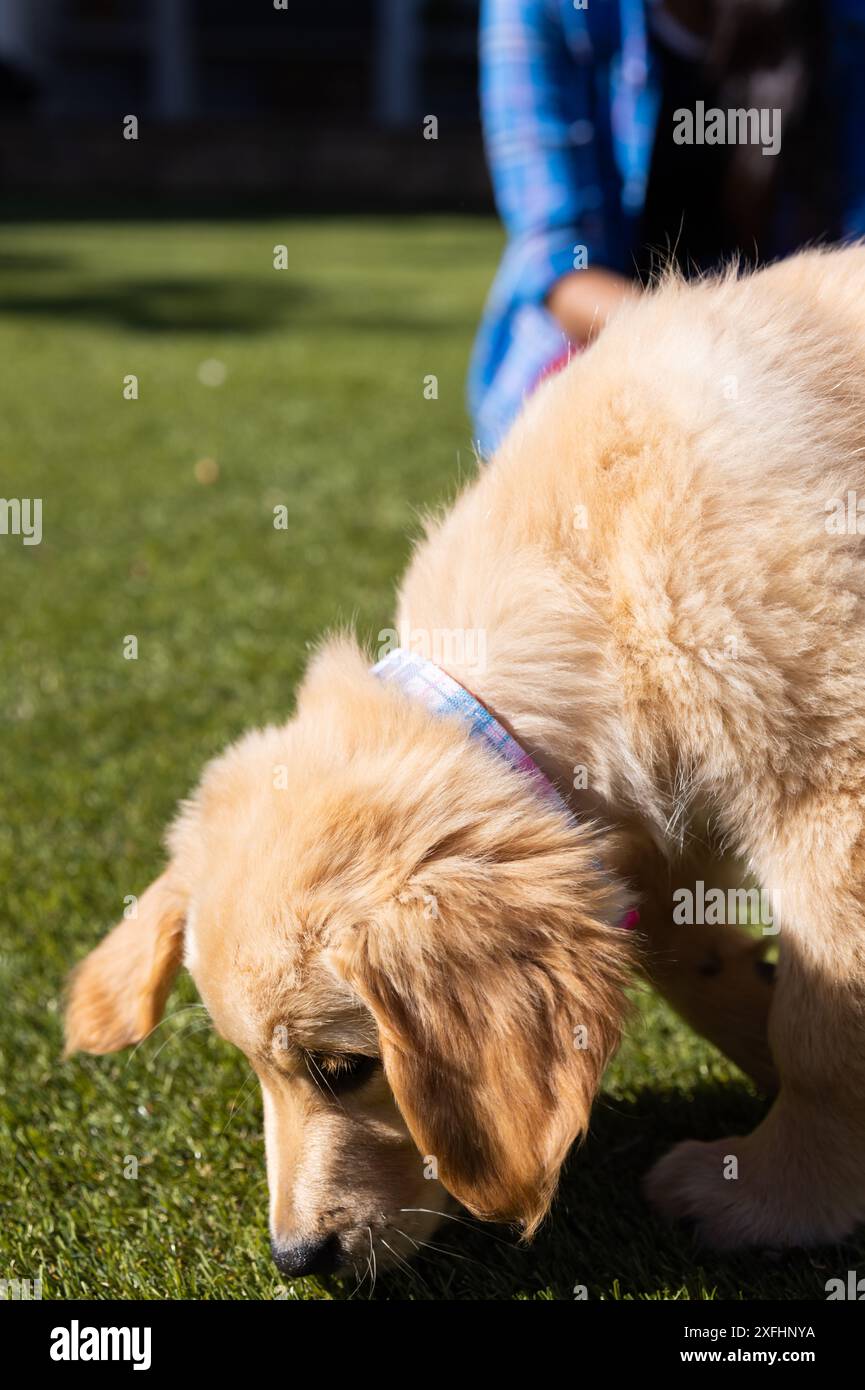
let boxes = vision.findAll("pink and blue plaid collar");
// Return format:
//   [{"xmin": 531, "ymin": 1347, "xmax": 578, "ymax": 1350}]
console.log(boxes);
[
  {"xmin": 371, "ymin": 647, "xmax": 575, "ymax": 824},
  {"xmin": 371, "ymin": 647, "xmax": 640, "ymax": 932}
]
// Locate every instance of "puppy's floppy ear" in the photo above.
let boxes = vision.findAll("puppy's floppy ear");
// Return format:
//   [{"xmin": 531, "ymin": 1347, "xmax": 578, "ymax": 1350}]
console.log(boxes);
[
  {"xmin": 64, "ymin": 869, "xmax": 186, "ymax": 1056},
  {"xmin": 330, "ymin": 822, "xmax": 634, "ymax": 1235}
]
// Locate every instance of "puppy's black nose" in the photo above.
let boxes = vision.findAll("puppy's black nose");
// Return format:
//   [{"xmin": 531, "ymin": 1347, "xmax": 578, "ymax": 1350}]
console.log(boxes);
[{"xmin": 271, "ymin": 1233, "xmax": 342, "ymax": 1277}]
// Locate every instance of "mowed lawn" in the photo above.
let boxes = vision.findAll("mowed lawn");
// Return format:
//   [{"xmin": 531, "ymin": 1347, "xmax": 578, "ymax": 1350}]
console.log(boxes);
[{"xmin": 0, "ymin": 216, "xmax": 856, "ymax": 1301}]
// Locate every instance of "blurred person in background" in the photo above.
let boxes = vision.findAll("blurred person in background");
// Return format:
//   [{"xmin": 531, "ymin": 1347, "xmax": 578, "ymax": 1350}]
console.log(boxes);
[{"xmin": 470, "ymin": 0, "xmax": 865, "ymax": 456}]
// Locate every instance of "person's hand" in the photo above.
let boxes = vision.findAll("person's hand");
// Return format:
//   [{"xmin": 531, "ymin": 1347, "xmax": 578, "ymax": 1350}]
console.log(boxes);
[{"xmin": 546, "ymin": 267, "xmax": 637, "ymax": 345}]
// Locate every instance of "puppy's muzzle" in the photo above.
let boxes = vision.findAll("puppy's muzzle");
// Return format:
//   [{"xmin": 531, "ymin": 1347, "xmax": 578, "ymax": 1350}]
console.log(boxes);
[{"xmin": 270, "ymin": 1233, "xmax": 343, "ymax": 1278}]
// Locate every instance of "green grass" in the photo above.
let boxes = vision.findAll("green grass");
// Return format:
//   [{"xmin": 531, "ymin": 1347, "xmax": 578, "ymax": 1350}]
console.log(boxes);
[{"xmin": 0, "ymin": 215, "xmax": 857, "ymax": 1301}]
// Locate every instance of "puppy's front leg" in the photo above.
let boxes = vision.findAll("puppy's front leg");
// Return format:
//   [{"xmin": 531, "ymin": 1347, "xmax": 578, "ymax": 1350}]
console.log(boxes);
[
  {"xmin": 645, "ymin": 802, "xmax": 865, "ymax": 1249},
  {"xmin": 621, "ymin": 839, "xmax": 777, "ymax": 1091},
  {"xmin": 643, "ymin": 916, "xmax": 778, "ymax": 1094}
]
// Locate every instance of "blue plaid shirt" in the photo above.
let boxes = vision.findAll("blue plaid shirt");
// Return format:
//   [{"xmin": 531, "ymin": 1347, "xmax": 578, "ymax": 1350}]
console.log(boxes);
[{"xmin": 470, "ymin": 0, "xmax": 865, "ymax": 457}]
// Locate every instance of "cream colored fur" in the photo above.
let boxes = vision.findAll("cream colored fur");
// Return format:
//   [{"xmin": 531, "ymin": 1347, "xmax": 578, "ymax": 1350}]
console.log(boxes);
[{"xmin": 66, "ymin": 248, "xmax": 865, "ymax": 1265}]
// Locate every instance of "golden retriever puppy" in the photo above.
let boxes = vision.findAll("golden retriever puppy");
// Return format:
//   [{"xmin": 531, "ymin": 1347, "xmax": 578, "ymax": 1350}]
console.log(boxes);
[{"xmin": 66, "ymin": 247, "xmax": 865, "ymax": 1273}]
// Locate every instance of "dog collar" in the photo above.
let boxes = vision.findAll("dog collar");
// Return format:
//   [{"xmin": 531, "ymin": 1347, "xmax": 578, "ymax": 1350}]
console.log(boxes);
[
  {"xmin": 371, "ymin": 647, "xmax": 639, "ymax": 931},
  {"xmin": 371, "ymin": 646, "xmax": 576, "ymax": 826}
]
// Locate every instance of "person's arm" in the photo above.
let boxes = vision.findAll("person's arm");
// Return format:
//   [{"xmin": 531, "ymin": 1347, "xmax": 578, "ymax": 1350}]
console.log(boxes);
[
  {"xmin": 546, "ymin": 264, "xmax": 635, "ymax": 343},
  {"xmin": 479, "ymin": 0, "xmax": 635, "ymax": 343}
]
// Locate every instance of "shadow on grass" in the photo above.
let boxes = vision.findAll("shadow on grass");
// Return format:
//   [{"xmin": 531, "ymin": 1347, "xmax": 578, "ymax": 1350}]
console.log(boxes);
[
  {"xmin": 0, "ymin": 269, "xmax": 479, "ymax": 337},
  {"xmin": 352, "ymin": 1081, "xmax": 857, "ymax": 1301},
  {"xmin": 0, "ymin": 274, "xmax": 315, "ymax": 334},
  {"xmin": 0, "ymin": 250, "xmax": 76, "ymax": 271}
]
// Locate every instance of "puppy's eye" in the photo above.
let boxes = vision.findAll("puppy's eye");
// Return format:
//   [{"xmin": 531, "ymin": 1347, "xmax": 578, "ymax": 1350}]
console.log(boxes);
[{"xmin": 303, "ymin": 1051, "xmax": 379, "ymax": 1096}]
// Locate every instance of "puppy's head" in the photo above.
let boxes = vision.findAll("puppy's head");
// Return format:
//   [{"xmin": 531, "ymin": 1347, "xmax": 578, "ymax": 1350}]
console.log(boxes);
[{"xmin": 65, "ymin": 639, "xmax": 634, "ymax": 1276}]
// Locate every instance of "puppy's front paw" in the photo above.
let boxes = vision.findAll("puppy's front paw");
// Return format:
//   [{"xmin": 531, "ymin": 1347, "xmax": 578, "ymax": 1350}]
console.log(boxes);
[
  {"xmin": 644, "ymin": 1133, "xmax": 861, "ymax": 1250},
  {"xmin": 644, "ymin": 1137, "xmax": 752, "ymax": 1249},
  {"xmin": 645, "ymin": 1135, "xmax": 795, "ymax": 1250}
]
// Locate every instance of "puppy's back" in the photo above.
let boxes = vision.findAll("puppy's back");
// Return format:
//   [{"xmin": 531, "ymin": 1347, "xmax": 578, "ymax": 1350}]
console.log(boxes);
[{"xmin": 399, "ymin": 247, "xmax": 865, "ymax": 817}]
